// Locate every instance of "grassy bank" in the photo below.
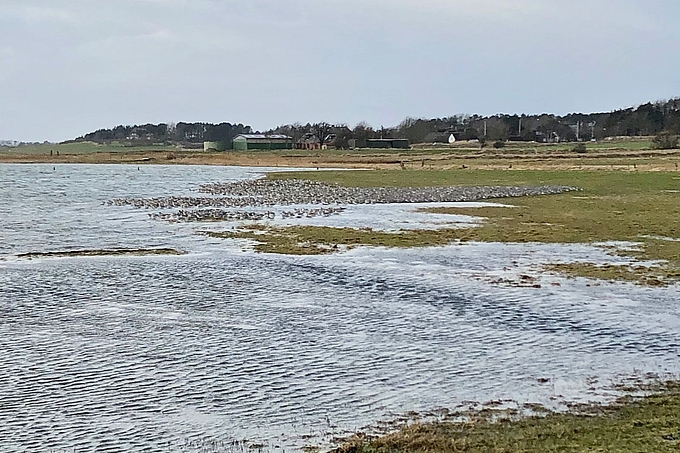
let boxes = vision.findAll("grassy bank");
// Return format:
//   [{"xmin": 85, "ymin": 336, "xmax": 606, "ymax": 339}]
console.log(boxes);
[
  {"xmin": 259, "ymin": 169, "xmax": 680, "ymax": 285},
  {"xmin": 333, "ymin": 382, "xmax": 680, "ymax": 453}
]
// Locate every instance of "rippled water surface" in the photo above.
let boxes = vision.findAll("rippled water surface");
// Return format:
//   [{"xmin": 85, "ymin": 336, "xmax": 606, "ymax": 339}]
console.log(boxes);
[{"xmin": 1, "ymin": 164, "xmax": 679, "ymax": 452}]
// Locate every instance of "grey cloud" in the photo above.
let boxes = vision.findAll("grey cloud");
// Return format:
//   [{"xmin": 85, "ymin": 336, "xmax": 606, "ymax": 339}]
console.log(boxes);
[
  {"xmin": 0, "ymin": 3, "xmax": 76, "ymax": 23},
  {"xmin": 1, "ymin": 0, "xmax": 679, "ymax": 141}
]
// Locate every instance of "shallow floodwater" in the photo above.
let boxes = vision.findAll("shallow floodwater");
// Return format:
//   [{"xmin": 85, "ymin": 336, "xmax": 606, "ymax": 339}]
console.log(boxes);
[{"xmin": 1, "ymin": 164, "xmax": 679, "ymax": 452}]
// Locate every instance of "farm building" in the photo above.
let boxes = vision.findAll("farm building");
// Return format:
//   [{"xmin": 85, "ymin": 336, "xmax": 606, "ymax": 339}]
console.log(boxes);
[
  {"xmin": 294, "ymin": 133, "xmax": 338, "ymax": 150},
  {"xmin": 423, "ymin": 132, "xmax": 458, "ymax": 144},
  {"xmin": 423, "ymin": 129, "xmax": 478, "ymax": 144},
  {"xmin": 232, "ymin": 134, "xmax": 293, "ymax": 151},
  {"xmin": 295, "ymin": 133, "xmax": 321, "ymax": 150},
  {"xmin": 366, "ymin": 139, "xmax": 410, "ymax": 149}
]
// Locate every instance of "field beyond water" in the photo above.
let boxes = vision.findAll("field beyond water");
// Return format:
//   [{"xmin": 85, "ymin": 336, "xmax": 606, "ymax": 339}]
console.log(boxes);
[{"xmin": 2, "ymin": 137, "xmax": 680, "ymax": 172}]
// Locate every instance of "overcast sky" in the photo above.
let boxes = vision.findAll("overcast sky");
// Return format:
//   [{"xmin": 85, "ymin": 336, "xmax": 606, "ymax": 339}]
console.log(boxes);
[{"xmin": 1, "ymin": 0, "xmax": 679, "ymax": 142}]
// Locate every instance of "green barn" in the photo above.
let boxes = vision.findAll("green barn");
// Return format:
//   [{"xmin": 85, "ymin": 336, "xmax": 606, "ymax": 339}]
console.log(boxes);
[
  {"xmin": 232, "ymin": 134, "xmax": 293, "ymax": 151},
  {"xmin": 366, "ymin": 139, "xmax": 410, "ymax": 149}
]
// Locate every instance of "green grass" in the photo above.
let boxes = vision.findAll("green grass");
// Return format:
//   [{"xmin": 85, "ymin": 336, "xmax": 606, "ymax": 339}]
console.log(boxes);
[
  {"xmin": 410, "ymin": 137, "xmax": 654, "ymax": 153},
  {"xmin": 333, "ymin": 383, "xmax": 680, "ymax": 453},
  {"xmin": 492, "ymin": 138, "xmax": 654, "ymax": 152},
  {"xmin": 205, "ymin": 226, "xmax": 469, "ymax": 255},
  {"xmin": 267, "ymin": 168, "xmax": 678, "ymax": 190},
  {"xmin": 545, "ymin": 262, "xmax": 679, "ymax": 287}
]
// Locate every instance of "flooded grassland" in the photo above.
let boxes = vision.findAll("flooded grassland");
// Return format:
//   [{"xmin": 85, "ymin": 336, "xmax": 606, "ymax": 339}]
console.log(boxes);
[{"xmin": 0, "ymin": 164, "xmax": 678, "ymax": 452}]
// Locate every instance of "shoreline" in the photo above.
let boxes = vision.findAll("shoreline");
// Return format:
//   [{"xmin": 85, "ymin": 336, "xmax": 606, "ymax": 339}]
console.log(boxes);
[{"xmin": 330, "ymin": 379, "xmax": 680, "ymax": 453}]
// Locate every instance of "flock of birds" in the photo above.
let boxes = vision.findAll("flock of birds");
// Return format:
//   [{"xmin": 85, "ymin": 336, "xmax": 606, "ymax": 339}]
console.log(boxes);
[
  {"xmin": 107, "ymin": 179, "xmax": 578, "ymax": 222},
  {"xmin": 148, "ymin": 207, "xmax": 346, "ymax": 223}
]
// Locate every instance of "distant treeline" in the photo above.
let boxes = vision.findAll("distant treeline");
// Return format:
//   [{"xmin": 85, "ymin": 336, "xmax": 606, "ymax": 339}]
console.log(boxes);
[
  {"xmin": 74, "ymin": 98, "xmax": 680, "ymax": 148},
  {"xmin": 267, "ymin": 99, "xmax": 680, "ymax": 148},
  {"xmin": 75, "ymin": 122, "xmax": 253, "ymax": 146}
]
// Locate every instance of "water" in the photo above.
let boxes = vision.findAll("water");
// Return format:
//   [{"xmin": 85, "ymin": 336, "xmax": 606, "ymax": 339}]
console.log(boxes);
[{"xmin": 1, "ymin": 164, "xmax": 679, "ymax": 452}]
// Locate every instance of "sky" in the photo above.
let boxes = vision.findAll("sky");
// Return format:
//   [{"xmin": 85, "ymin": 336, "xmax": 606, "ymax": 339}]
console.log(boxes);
[{"xmin": 1, "ymin": 0, "xmax": 679, "ymax": 142}]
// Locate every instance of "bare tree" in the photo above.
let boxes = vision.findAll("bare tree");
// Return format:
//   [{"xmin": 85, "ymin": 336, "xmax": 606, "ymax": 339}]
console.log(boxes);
[{"xmin": 311, "ymin": 122, "xmax": 333, "ymax": 147}]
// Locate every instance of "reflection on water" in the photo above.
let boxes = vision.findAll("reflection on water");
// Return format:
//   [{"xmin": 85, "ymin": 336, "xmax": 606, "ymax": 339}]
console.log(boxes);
[{"xmin": 0, "ymin": 164, "xmax": 679, "ymax": 452}]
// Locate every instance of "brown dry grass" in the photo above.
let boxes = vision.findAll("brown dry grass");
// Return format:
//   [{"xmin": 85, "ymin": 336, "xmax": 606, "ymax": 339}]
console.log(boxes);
[{"xmin": 2, "ymin": 147, "xmax": 680, "ymax": 172}]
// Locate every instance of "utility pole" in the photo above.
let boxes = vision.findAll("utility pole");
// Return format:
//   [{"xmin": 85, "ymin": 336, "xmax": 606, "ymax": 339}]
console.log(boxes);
[
  {"xmin": 484, "ymin": 120, "xmax": 488, "ymax": 138},
  {"xmin": 518, "ymin": 118, "xmax": 522, "ymax": 137}
]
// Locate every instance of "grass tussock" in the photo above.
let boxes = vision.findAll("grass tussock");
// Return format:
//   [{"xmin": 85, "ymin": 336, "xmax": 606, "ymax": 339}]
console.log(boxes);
[
  {"xmin": 205, "ymin": 226, "xmax": 469, "ymax": 255},
  {"xmin": 333, "ymin": 383, "xmax": 680, "ymax": 453},
  {"xmin": 545, "ymin": 262, "xmax": 680, "ymax": 287}
]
